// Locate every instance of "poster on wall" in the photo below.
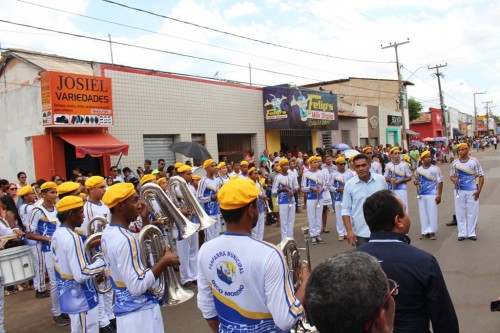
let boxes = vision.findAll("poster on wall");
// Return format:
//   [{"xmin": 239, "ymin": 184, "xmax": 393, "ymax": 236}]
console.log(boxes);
[
  {"xmin": 263, "ymin": 86, "xmax": 338, "ymax": 131},
  {"xmin": 41, "ymin": 71, "xmax": 113, "ymax": 127}
]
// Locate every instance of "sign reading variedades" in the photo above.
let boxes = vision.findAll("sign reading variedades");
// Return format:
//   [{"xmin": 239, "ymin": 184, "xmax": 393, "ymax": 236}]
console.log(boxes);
[
  {"xmin": 41, "ymin": 71, "xmax": 113, "ymax": 127},
  {"xmin": 263, "ymin": 86, "xmax": 338, "ymax": 131}
]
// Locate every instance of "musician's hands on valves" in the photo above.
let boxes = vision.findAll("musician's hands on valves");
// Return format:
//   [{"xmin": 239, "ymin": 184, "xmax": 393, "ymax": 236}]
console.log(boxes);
[{"xmin": 161, "ymin": 248, "xmax": 181, "ymax": 267}]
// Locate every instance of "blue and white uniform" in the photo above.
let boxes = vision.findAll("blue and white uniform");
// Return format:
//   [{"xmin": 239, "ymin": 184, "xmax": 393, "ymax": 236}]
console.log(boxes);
[
  {"xmin": 384, "ymin": 161, "xmax": 411, "ymax": 212},
  {"xmin": 101, "ymin": 224, "xmax": 163, "ymax": 333},
  {"xmin": 272, "ymin": 173, "xmax": 298, "ymax": 240},
  {"xmin": 451, "ymin": 157, "xmax": 484, "ymax": 238},
  {"xmin": 319, "ymin": 168, "xmax": 332, "ymax": 208},
  {"xmin": 175, "ymin": 184, "xmax": 199, "ymax": 285},
  {"xmin": 29, "ymin": 203, "xmax": 62, "ymax": 317},
  {"xmin": 330, "ymin": 170, "xmax": 354, "ymax": 238},
  {"xmin": 19, "ymin": 203, "xmax": 42, "ymax": 293},
  {"xmin": 197, "ymin": 234, "xmax": 304, "ymax": 332},
  {"xmin": 197, "ymin": 176, "xmax": 221, "ymax": 241},
  {"xmin": 370, "ymin": 161, "xmax": 383, "ymax": 175},
  {"xmin": 415, "ymin": 165, "xmax": 443, "ymax": 235},
  {"xmin": 77, "ymin": 200, "xmax": 114, "ymax": 330},
  {"xmin": 51, "ymin": 226, "xmax": 105, "ymax": 333},
  {"xmin": 301, "ymin": 170, "xmax": 323, "ymax": 238}
]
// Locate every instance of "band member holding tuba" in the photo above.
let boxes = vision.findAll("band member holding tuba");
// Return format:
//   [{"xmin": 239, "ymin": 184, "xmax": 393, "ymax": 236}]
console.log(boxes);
[
  {"xmin": 51, "ymin": 196, "xmax": 106, "ymax": 333},
  {"xmin": 27, "ymin": 181, "xmax": 69, "ymax": 326},
  {"xmin": 101, "ymin": 183, "xmax": 180, "ymax": 333},
  {"xmin": 272, "ymin": 158, "xmax": 297, "ymax": 240},
  {"xmin": 414, "ymin": 151, "xmax": 443, "ymax": 240},
  {"xmin": 197, "ymin": 159, "xmax": 221, "ymax": 241},
  {"xmin": 384, "ymin": 147, "xmax": 412, "ymax": 213},
  {"xmin": 330, "ymin": 156, "xmax": 354, "ymax": 241},
  {"xmin": 450, "ymin": 143, "xmax": 484, "ymax": 241},
  {"xmin": 301, "ymin": 156, "xmax": 325, "ymax": 245},
  {"xmin": 76, "ymin": 176, "xmax": 115, "ymax": 332},
  {"xmin": 197, "ymin": 177, "xmax": 309, "ymax": 333},
  {"xmin": 175, "ymin": 165, "xmax": 199, "ymax": 288}
]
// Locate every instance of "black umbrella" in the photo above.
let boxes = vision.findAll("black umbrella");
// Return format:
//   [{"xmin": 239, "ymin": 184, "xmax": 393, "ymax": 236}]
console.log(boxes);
[{"xmin": 169, "ymin": 142, "xmax": 212, "ymax": 160}]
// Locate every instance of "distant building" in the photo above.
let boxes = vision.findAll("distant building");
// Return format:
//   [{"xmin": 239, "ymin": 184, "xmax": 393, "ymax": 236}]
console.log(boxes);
[{"xmin": 409, "ymin": 108, "xmax": 445, "ymax": 140}]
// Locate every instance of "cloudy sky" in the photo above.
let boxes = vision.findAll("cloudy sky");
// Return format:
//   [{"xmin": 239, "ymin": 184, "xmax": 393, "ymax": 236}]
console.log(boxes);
[{"xmin": 2, "ymin": 0, "xmax": 499, "ymax": 116}]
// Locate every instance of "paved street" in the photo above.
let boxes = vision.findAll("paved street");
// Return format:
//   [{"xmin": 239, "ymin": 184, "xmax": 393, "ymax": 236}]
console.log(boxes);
[{"xmin": 5, "ymin": 147, "xmax": 500, "ymax": 332}]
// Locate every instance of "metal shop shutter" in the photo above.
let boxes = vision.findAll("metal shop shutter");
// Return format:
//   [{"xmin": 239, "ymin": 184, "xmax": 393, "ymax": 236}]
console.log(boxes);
[{"xmin": 143, "ymin": 135, "xmax": 175, "ymax": 167}]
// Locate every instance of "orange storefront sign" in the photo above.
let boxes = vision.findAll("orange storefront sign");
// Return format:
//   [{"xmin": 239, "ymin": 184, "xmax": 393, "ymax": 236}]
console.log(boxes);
[{"xmin": 41, "ymin": 71, "xmax": 113, "ymax": 127}]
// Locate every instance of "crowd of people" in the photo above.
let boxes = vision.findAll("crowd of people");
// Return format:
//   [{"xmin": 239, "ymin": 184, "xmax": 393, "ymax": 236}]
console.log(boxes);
[{"xmin": 0, "ymin": 137, "xmax": 489, "ymax": 333}]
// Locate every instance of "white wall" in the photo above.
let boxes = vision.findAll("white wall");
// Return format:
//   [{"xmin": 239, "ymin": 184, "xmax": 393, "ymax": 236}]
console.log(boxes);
[
  {"xmin": 0, "ymin": 84, "xmax": 44, "ymax": 182},
  {"xmin": 104, "ymin": 68, "xmax": 266, "ymax": 168}
]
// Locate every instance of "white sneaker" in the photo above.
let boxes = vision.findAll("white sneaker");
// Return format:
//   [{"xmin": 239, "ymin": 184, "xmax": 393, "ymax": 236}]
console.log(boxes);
[
  {"xmin": 316, "ymin": 236, "xmax": 325, "ymax": 244},
  {"xmin": 311, "ymin": 237, "xmax": 318, "ymax": 245}
]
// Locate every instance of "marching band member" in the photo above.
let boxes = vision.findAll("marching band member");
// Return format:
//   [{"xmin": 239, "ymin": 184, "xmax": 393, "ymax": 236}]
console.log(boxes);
[
  {"xmin": 301, "ymin": 156, "xmax": 324, "ymax": 245},
  {"xmin": 238, "ymin": 160, "xmax": 249, "ymax": 178},
  {"xmin": 451, "ymin": 143, "xmax": 484, "ymax": 241},
  {"xmin": 175, "ymin": 165, "xmax": 199, "ymax": 288},
  {"xmin": 0, "ymin": 208, "xmax": 24, "ymax": 333},
  {"xmin": 330, "ymin": 157, "xmax": 354, "ymax": 241},
  {"xmin": 346, "ymin": 154, "xmax": 358, "ymax": 177},
  {"xmin": 272, "ymin": 158, "xmax": 297, "ymax": 240},
  {"xmin": 76, "ymin": 176, "xmax": 115, "ymax": 332},
  {"xmin": 101, "ymin": 183, "xmax": 180, "ymax": 333},
  {"xmin": 216, "ymin": 162, "xmax": 229, "ymax": 234},
  {"xmin": 227, "ymin": 162, "xmax": 240, "ymax": 178},
  {"xmin": 27, "ymin": 182, "xmax": 69, "ymax": 326},
  {"xmin": 318, "ymin": 162, "xmax": 332, "ymax": 234},
  {"xmin": 128, "ymin": 174, "xmax": 157, "ymax": 232},
  {"xmin": 57, "ymin": 182, "xmax": 82, "ymax": 199},
  {"xmin": 384, "ymin": 147, "xmax": 412, "ymax": 212},
  {"xmin": 248, "ymin": 167, "xmax": 266, "ymax": 240},
  {"xmin": 197, "ymin": 159, "xmax": 221, "ymax": 241},
  {"xmin": 18, "ymin": 185, "xmax": 48, "ymax": 298},
  {"xmin": 197, "ymin": 177, "xmax": 308, "ymax": 333},
  {"xmin": 51, "ymin": 196, "xmax": 106, "ymax": 333},
  {"xmin": 362, "ymin": 146, "xmax": 382, "ymax": 174},
  {"xmin": 414, "ymin": 151, "xmax": 443, "ymax": 240},
  {"xmin": 157, "ymin": 177, "xmax": 167, "ymax": 192}
]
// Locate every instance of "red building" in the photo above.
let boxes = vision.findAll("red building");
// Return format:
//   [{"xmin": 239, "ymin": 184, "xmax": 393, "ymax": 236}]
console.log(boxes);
[{"xmin": 409, "ymin": 108, "xmax": 445, "ymax": 139}]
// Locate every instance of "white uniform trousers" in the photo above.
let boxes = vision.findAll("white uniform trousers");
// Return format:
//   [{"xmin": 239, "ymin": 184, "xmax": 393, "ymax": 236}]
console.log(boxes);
[
  {"xmin": 117, "ymin": 305, "xmax": 164, "ymax": 333},
  {"xmin": 36, "ymin": 244, "xmax": 46, "ymax": 292},
  {"xmin": 454, "ymin": 190, "xmax": 479, "ymax": 238},
  {"xmin": 98, "ymin": 290, "xmax": 115, "ymax": 327},
  {"xmin": 0, "ymin": 284, "xmax": 4, "ymax": 333},
  {"xmin": 69, "ymin": 306, "xmax": 99, "ymax": 333},
  {"xmin": 278, "ymin": 204, "xmax": 295, "ymax": 240},
  {"xmin": 41, "ymin": 251, "xmax": 61, "ymax": 316},
  {"xmin": 394, "ymin": 189, "xmax": 409, "ymax": 213},
  {"xmin": 418, "ymin": 195, "xmax": 438, "ymax": 235},
  {"xmin": 29, "ymin": 245, "xmax": 41, "ymax": 292},
  {"xmin": 177, "ymin": 233, "xmax": 199, "ymax": 284},
  {"xmin": 306, "ymin": 199, "xmax": 323, "ymax": 237},
  {"xmin": 251, "ymin": 212, "xmax": 265, "ymax": 241},
  {"xmin": 204, "ymin": 215, "xmax": 221, "ymax": 242},
  {"xmin": 334, "ymin": 201, "xmax": 346, "ymax": 237}
]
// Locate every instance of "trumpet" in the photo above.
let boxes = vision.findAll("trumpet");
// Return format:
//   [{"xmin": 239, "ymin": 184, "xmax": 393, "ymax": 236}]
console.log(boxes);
[
  {"xmin": 138, "ymin": 224, "xmax": 194, "ymax": 305},
  {"xmin": 414, "ymin": 174, "xmax": 421, "ymax": 199},
  {"xmin": 84, "ymin": 215, "xmax": 112, "ymax": 294},
  {"xmin": 453, "ymin": 166, "xmax": 460, "ymax": 198}
]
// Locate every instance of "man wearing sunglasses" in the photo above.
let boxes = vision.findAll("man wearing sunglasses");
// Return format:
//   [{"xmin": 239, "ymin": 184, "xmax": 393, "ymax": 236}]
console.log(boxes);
[
  {"xmin": 357, "ymin": 190, "xmax": 458, "ymax": 333},
  {"xmin": 305, "ymin": 251, "xmax": 396, "ymax": 333}
]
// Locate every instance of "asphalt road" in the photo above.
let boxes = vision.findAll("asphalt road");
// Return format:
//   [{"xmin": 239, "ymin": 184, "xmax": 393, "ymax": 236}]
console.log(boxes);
[{"xmin": 5, "ymin": 147, "xmax": 500, "ymax": 332}]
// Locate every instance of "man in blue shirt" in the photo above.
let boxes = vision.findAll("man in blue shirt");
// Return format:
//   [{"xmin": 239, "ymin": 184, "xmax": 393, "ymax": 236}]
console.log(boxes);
[
  {"xmin": 341, "ymin": 154, "xmax": 386, "ymax": 246},
  {"xmin": 357, "ymin": 190, "xmax": 458, "ymax": 333}
]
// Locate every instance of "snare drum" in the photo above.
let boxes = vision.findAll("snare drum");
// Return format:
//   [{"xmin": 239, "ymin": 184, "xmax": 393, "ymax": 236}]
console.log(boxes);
[{"xmin": 0, "ymin": 245, "xmax": 35, "ymax": 286}]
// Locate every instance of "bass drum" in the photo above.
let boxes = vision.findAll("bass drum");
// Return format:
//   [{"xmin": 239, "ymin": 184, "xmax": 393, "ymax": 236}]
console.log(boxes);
[
  {"xmin": 192, "ymin": 166, "xmax": 207, "ymax": 178},
  {"xmin": 0, "ymin": 245, "xmax": 35, "ymax": 286}
]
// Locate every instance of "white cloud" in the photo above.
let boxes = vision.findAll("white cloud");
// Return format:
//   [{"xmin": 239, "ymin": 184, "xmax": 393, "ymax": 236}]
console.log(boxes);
[{"xmin": 223, "ymin": 2, "xmax": 260, "ymax": 19}]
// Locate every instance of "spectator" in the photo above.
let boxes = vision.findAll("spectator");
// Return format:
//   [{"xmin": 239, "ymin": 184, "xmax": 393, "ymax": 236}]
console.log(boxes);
[
  {"xmin": 305, "ymin": 251, "xmax": 395, "ymax": 333},
  {"xmin": 358, "ymin": 190, "xmax": 458, "ymax": 333},
  {"xmin": 109, "ymin": 166, "xmax": 124, "ymax": 183},
  {"xmin": 143, "ymin": 159, "xmax": 153, "ymax": 175},
  {"xmin": 17, "ymin": 172, "xmax": 28, "ymax": 189}
]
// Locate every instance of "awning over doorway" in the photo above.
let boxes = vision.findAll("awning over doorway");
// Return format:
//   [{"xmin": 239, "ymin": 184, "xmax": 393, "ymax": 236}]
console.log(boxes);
[
  {"xmin": 59, "ymin": 133, "xmax": 129, "ymax": 158},
  {"xmin": 405, "ymin": 129, "xmax": 420, "ymax": 137}
]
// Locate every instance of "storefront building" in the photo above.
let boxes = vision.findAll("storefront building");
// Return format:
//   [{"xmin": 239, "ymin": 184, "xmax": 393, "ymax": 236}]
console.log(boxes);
[{"xmin": 409, "ymin": 108, "xmax": 445, "ymax": 139}]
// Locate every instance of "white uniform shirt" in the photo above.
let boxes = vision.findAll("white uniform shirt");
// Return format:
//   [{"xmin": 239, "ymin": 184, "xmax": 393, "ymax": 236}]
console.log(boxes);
[
  {"xmin": 29, "ymin": 203, "xmax": 59, "ymax": 252},
  {"xmin": 19, "ymin": 203, "xmax": 36, "ymax": 246},
  {"xmin": 450, "ymin": 157, "xmax": 484, "ymax": 191},
  {"xmin": 51, "ymin": 226, "xmax": 105, "ymax": 314},
  {"xmin": 370, "ymin": 161, "xmax": 383, "ymax": 174},
  {"xmin": 197, "ymin": 176, "xmax": 220, "ymax": 216},
  {"xmin": 101, "ymin": 224, "xmax": 158, "ymax": 316},
  {"xmin": 301, "ymin": 170, "xmax": 324, "ymax": 200},
  {"xmin": 272, "ymin": 173, "xmax": 297, "ymax": 205},
  {"xmin": 384, "ymin": 161, "xmax": 411, "ymax": 191},
  {"xmin": 76, "ymin": 200, "xmax": 111, "ymax": 240},
  {"xmin": 197, "ymin": 234, "xmax": 303, "ymax": 332},
  {"xmin": 416, "ymin": 165, "xmax": 443, "ymax": 195},
  {"xmin": 330, "ymin": 170, "xmax": 354, "ymax": 202}
]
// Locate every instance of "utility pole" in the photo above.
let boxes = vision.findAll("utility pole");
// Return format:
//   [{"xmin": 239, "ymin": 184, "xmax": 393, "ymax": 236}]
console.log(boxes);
[
  {"xmin": 482, "ymin": 101, "xmax": 493, "ymax": 135},
  {"xmin": 382, "ymin": 38, "xmax": 409, "ymax": 149},
  {"xmin": 108, "ymin": 34, "xmax": 114, "ymax": 64},
  {"xmin": 473, "ymin": 91, "xmax": 486, "ymax": 137},
  {"xmin": 428, "ymin": 64, "xmax": 448, "ymax": 138}
]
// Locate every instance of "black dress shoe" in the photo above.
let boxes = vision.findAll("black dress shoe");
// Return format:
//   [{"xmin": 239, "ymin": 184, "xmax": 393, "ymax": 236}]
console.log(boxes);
[
  {"xmin": 469, "ymin": 236, "xmax": 477, "ymax": 241},
  {"xmin": 446, "ymin": 221, "xmax": 457, "ymax": 226},
  {"xmin": 458, "ymin": 237, "xmax": 466, "ymax": 241}
]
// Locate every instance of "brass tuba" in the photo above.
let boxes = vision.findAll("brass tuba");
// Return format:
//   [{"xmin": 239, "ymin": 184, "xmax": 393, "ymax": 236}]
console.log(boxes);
[
  {"xmin": 277, "ymin": 227, "xmax": 311, "ymax": 290},
  {"xmin": 84, "ymin": 216, "xmax": 112, "ymax": 294},
  {"xmin": 138, "ymin": 224, "xmax": 194, "ymax": 305}
]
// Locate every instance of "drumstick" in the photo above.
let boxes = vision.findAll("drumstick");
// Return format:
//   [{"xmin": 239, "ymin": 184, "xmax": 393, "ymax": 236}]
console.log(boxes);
[{"xmin": 0, "ymin": 235, "xmax": 20, "ymax": 250}]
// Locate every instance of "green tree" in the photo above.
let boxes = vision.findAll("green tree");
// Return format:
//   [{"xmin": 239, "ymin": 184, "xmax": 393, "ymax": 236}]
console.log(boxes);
[{"xmin": 408, "ymin": 97, "xmax": 423, "ymax": 121}]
